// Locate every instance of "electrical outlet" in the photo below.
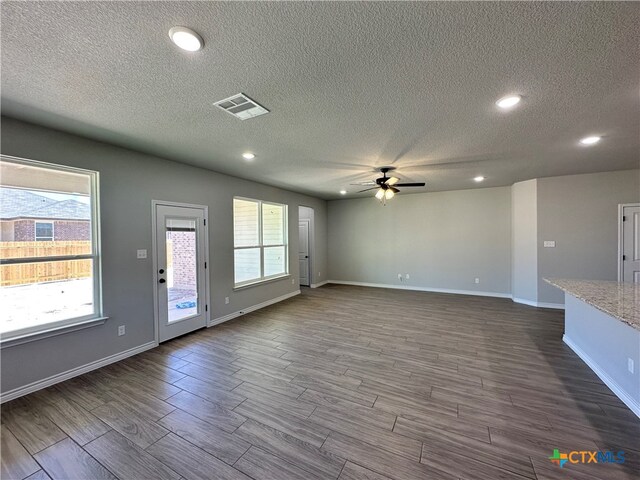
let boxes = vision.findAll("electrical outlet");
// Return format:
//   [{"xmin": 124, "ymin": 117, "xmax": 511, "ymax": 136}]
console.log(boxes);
[
  {"xmin": 629, "ymin": 358, "xmax": 635, "ymax": 374},
  {"xmin": 118, "ymin": 325, "xmax": 125, "ymax": 336},
  {"xmin": 474, "ymin": 278, "xmax": 480, "ymax": 284},
  {"xmin": 136, "ymin": 249, "xmax": 147, "ymax": 259},
  {"xmin": 292, "ymin": 278, "xmax": 295, "ymax": 285},
  {"xmin": 405, "ymin": 274, "xmax": 410, "ymax": 280},
  {"xmin": 318, "ymin": 272, "xmax": 321, "ymax": 277},
  {"xmin": 225, "ymin": 296, "xmax": 229, "ymax": 305}
]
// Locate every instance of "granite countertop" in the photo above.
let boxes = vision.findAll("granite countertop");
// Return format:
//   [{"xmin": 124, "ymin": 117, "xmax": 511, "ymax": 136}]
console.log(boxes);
[{"xmin": 545, "ymin": 278, "xmax": 640, "ymax": 331}]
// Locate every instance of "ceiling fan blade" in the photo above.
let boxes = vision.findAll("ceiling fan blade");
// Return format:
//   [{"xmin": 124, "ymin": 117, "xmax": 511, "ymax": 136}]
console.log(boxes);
[
  {"xmin": 358, "ymin": 187, "xmax": 379, "ymax": 193},
  {"xmin": 385, "ymin": 176, "xmax": 399, "ymax": 185},
  {"xmin": 389, "ymin": 186, "xmax": 400, "ymax": 194},
  {"xmin": 350, "ymin": 182, "xmax": 376, "ymax": 186},
  {"xmin": 395, "ymin": 182, "xmax": 426, "ymax": 187}
]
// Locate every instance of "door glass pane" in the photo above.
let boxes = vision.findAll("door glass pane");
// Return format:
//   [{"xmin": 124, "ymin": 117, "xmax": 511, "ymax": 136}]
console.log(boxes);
[
  {"xmin": 262, "ymin": 203, "xmax": 284, "ymax": 246},
  {"xmin": 166, "ymin": 218, "xmax": 198, "ymax": 323},
  {"xmin": 264, "ymin": 246, "xmax": 286, "ymax": 277},
  {"xmin": 234, "ymin": 248, "xmax": 260, "ymax": 284}
]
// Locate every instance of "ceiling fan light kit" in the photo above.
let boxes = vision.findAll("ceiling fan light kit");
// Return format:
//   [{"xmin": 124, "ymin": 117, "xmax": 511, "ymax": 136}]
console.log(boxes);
[{"xmin": 358, "ymin": 167, "xmax": 425, "ymax": 204}]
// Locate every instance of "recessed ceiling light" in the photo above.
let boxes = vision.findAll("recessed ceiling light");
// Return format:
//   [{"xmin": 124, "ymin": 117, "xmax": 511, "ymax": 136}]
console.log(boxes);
[
  {"xmin": 168, "ymin": 27, "xmax": 203, "ymax": 52},
  {"xmin": 579, "ymin": 136, "xmax": 601, "ymax": 146},
  {"xmin": 242, "ymin": 152, "xmax": 255, "ymax": 160},
  {"xmin": 496, "ymin": 95, "xmax": 521, "ymax": 109},
  {"xmin": 339, "ymin": 190, "xmax": 347, "ymax": 195},
  {"xmin": 474, "ymin": 176, "xmax": 485, "ymax": 182}
]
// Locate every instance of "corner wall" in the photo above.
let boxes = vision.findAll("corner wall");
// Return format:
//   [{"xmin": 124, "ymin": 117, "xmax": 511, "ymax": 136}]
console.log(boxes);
[
  {"xmin": 537, "ymin": 170, "xmax": 640, "ymax": 304},
  {"xmin": 327, "ymin": 170, "xmax": 639, "ymax": 308},
  {"xmin": 511, "ymin": 179, "xmax": 538, "ymax": 305},
  {"xmin": 328, "ymin": 187, "xmax": 512, "ymax": 296}
]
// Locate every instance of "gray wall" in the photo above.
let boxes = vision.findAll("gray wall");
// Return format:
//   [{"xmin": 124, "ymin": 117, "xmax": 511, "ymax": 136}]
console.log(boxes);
[
  {"xmin": 327, "ymin": 170, "xmax": 639, "ymax": 307},
  {"xmin": 0, "ymin": 116, "xmax": 328, "ymax": 394},
  {"xmin": 511, "ymin": 179, "xmax": 538, "ymax": 303},
  {"xmin": 328, "ymin": 187, "xmax": 512, "ymax": 295},
  {"xmin": 537, "ymin": 170, "xmax": 640, "ymax": 304},
  {"xmin": 564, "ymin": 294, "xmax": 639, "ymax": 411}
]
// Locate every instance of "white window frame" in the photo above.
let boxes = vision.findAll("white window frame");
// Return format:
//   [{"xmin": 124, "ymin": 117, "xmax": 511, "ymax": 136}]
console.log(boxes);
[
  {"xmin": 0, "ymin": 155, "xmax": 104, "ymax": 345},
  {"xmin": 233, "ymin": 197, "xmax": 289, "ymax": 288},
  {"xmin": 34, "ymin": 221, "xmax": 54, "ymax": 241}
]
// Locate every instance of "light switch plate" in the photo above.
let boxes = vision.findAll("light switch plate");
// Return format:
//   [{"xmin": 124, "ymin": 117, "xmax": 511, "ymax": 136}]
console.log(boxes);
[
  {"xmin": 543, "ymin": 241, "xmax": 556, "ymax": 248},
  {"xmin": 137, "ymin": 249, "xmax": 147, "ymax": 259}
]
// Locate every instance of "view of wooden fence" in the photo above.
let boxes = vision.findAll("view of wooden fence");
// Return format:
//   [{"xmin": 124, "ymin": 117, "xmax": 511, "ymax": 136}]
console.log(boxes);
[{"xmin": 0, "ymin": 241, "xmax": 92, "ymax": 287}]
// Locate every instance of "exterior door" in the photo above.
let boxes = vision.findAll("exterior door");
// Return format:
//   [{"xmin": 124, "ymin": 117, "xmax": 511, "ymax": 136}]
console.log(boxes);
[
  {"xmin": 622, "ymin": 204, "xmax": 640, "ymax": 283},
  {"xmin": 154, "ymin": 203, "xmax": 208, "ymax": 342},
  {"xmin": 298, "ymin": 220, "xmax": 310, "ymax": 286}
]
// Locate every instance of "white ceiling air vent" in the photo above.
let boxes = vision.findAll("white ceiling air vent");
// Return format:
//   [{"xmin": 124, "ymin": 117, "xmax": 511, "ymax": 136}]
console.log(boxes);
[{"xmin": 214, "ymin": 93, "xmax": 269, "ymax": 120}]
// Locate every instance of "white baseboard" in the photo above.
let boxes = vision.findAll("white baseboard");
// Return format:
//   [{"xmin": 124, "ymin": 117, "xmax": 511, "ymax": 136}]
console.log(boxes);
[
  {"xmin": 209, "ymin": 290, "xmax": 301, "ymax": 327},
  {"xmin": 328, "ymin": 281, "xmax": 565, "ymax": 309},
  {"xmin": 311, "ymin": 280, "xmax": 328, "ymax": 288},
  {"xmin": 563, "ymin": 335, "xmax": 640, "ymax": 418},
  {"xmin": 536, "ymin": 301, "xmax": 565, "ymax": 310},
  {"xmin": 0, "ymin": 341, "xmax": 158, "ymax": 404},
  {"xmin": 327, "ymin": 280, "xmax": 512, "ymax": 299},
  {"xmin": 512, "ymin": 297, "xmax": 565, "ymax": 310}
]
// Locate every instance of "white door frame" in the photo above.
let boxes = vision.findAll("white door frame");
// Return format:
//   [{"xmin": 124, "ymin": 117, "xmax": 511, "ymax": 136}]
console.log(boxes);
[
  {"xmin": 151, "ymin": 200, "xmax": 210, "ymax": 345},
  {"xmin": 618, "ymin": 203, "xmax": 640, "ymax": 282}
]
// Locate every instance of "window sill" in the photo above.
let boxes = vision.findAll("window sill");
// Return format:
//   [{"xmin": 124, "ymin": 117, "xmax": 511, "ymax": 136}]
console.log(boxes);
[
  {"xmin": 234, "ymin": 274, "xmax": 291, "ymax": 291},
  {"xmin": 0, "ymin": 316, "xmax": 108, "ymax": 349}
]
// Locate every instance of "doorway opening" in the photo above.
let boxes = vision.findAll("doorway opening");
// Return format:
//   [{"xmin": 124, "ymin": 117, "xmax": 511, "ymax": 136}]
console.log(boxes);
[
  {"xmin": 298, "ymin": 206, "xmax": 314, "ymax": 287},
  {"xmin": 619, "ymin": 203, "xmax": 640, "ymax": 283}
]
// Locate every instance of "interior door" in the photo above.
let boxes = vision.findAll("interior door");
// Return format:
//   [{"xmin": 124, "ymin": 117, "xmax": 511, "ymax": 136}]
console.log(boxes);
[
  {"xmin": 155, "ymin": 203, "xmax": 208, "ymax": 342},
  {"xmin": 298, "ymin": 220, "xmax": 310, "ymax": 286},
  {"xmin": 622, "ymin": 205, "xmax": 640, "ymax": 283}
]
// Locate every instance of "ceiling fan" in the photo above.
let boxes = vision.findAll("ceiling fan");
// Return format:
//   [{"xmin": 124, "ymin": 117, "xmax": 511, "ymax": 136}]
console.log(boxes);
[{"xmin": 352, "ymin": 167, "xmax": 425, "ymax": 201}]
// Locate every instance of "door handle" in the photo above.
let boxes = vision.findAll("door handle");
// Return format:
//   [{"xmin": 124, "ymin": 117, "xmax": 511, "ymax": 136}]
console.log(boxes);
[
  {"xmin": 159, "ymin": 268, "xmax": 165, "ymax": 274},
  {"xmin": 159, "ymin": 278, "xmax": 166, "ymax": 284},
  {"xmin": 305, "ymin": 256, "xmax": 308, "ymax": 258}
]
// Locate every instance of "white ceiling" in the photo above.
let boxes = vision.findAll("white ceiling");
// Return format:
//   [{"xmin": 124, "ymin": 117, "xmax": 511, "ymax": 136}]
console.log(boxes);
[{"xmin": 2, "ymin": 2, "xmax": 639, "ymax": 199}]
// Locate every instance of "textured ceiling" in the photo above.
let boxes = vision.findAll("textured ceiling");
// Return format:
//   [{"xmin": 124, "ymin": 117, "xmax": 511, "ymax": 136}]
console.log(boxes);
[{"xmin": 2, "ymin": 1, "xmax": 639, "ymax": 199}]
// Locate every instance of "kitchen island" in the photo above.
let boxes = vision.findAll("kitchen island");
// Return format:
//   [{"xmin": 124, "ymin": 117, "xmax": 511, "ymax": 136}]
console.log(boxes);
[{"xmin": 546, "ymin": 278, "xmax": 639, "ymax": 418}]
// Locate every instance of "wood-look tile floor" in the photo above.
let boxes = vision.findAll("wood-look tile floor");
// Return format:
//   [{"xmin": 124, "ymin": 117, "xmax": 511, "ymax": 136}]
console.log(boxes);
[{"xmin": 2, "ymin": 285, "xmax": 639, "ymax": 480}]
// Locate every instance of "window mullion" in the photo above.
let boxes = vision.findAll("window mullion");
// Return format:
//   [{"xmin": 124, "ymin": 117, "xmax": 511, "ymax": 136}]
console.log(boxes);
[{"xmin": 259, "ymin": 200, "xmax": 264, "ymax": 280}]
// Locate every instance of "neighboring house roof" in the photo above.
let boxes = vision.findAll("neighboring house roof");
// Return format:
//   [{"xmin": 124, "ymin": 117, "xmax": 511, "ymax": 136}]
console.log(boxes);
[{"xmin": 0, "ymin": 187, "xmax": 90, "ymax": 221}]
